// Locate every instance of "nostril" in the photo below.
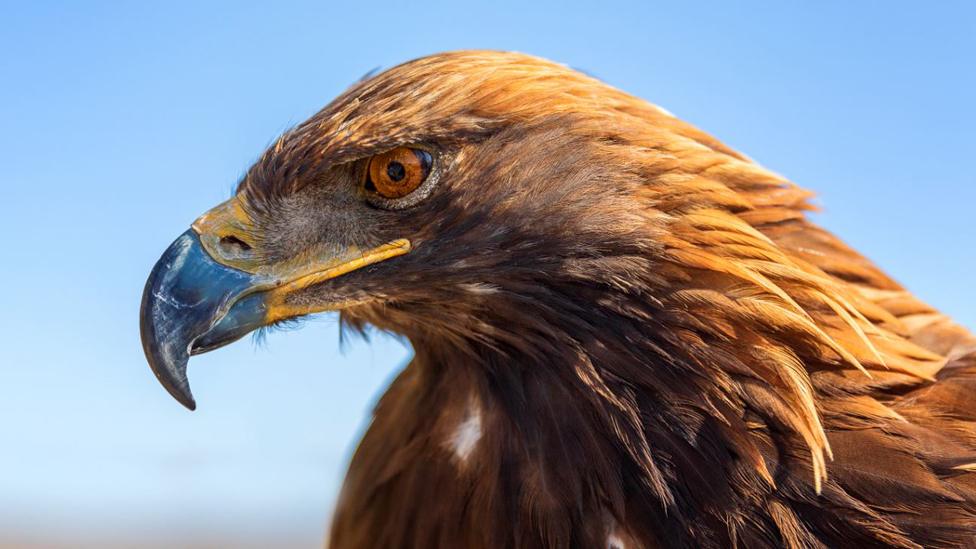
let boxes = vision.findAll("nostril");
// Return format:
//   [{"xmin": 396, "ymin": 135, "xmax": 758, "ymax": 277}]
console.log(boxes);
[{"xmin": 219, "ymin": 235, "xmax": 252, "ymax": 254}]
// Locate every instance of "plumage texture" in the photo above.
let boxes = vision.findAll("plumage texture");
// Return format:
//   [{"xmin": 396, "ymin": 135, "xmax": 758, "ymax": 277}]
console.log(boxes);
[{"xmin": 237, "ymin": 51, "xmax": 976, "ymax": 548}]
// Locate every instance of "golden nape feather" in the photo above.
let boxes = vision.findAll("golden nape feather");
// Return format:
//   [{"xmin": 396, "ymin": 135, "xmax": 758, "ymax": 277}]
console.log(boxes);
[{"xmin": 140, "ymin": 51, "xmax": 976, "ymax": 548}]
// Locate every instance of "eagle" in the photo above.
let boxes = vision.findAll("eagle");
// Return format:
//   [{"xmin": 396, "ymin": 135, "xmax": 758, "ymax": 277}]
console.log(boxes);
[{"xmin": 140, "ymin": 51, "xmax": 976, "ymax": 548}]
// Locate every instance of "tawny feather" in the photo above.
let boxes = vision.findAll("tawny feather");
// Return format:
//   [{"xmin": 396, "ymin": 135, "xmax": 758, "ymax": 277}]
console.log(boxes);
[{"xmin": 233, "ymin": 51, "xmax": 976, "ymax": 548}]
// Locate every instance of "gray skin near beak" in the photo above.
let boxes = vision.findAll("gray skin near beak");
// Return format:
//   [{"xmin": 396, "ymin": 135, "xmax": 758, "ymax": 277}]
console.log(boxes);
[{"xmin": 139, "ymin": 230, "xmax": 269, "ymax": 410}]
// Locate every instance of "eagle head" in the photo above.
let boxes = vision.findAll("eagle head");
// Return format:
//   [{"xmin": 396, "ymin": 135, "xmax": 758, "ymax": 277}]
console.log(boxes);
[{"xmin": 142, "ymin": 50, "xmax": 706, "ymax": 408}]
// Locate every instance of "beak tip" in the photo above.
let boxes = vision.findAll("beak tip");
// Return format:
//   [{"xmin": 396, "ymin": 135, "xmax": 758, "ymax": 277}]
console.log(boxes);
[
  {"xmin": 174, "ymin": 381, "xmax": 198, "ymax": 410},
  {"xmin": 163, "ymin": 386, "xmax": 197, "ymax": 411},
  {"xmin": 145, "ymin": 355, "xmax": 198, "ymax": 411},
  {"xmin": 167, "ymin": 379, "xmax": 197, "ymax": 411}
]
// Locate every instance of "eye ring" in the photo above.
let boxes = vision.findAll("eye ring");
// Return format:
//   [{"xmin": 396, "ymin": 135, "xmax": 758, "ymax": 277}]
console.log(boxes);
[{"xmin": 362, "ymin": 146, "xmax": 439, "ymax": 209}]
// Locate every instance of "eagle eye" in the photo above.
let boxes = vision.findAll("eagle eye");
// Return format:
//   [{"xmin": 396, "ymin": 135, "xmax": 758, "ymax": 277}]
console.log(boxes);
[{"xmin": 365, "ymin": 147, "xmax": 432, "ymax": 200}]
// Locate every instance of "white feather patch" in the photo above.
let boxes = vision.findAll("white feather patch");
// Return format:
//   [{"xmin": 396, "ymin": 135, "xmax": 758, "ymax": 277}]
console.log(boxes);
[
  {"xmin": 447, "ymin": 399, "xmax": 482, "ymax": 463},
  {"xmin": 606, "ymin": 514, "xmax": 626, "ymax": 549}
]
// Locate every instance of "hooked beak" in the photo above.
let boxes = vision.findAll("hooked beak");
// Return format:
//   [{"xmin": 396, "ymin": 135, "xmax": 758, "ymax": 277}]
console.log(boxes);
[{"xmin": 139, "ymin": 198, "xmax": 410, "ymax": 410}]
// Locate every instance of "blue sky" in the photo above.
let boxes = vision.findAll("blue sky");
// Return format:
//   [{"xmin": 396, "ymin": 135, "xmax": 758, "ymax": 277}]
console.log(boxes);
[{"xmin": 2, "ymin": 1, "xmax": 974, "ymax": 546}]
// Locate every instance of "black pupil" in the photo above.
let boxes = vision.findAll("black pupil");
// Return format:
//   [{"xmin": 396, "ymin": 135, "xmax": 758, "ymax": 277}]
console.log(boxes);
[{"xmin": 386, "ymin": 161, "xmax": 406, "ymax": 182}]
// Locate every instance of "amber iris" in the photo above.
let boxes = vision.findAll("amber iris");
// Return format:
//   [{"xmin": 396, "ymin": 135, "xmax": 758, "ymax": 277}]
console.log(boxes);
[{"xmin": 366, "ymin": 147, "xmax": 432, "ymax": 199}]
